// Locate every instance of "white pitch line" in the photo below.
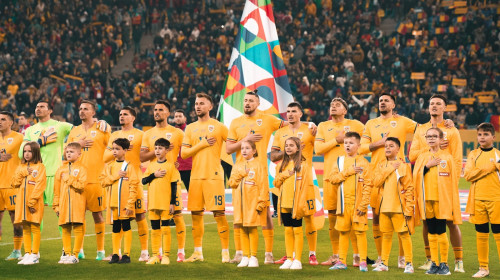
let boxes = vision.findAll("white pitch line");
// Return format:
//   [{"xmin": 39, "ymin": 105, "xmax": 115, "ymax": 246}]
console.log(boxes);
[{"xmin": 0, "ymin": 222, "xmax": 217, "ymax": 247}]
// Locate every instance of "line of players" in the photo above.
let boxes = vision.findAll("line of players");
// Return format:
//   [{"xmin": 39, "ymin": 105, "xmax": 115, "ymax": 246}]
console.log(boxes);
[{"xmin": 0, "ymin": 92, "xmax": 498, "ymax": 277}]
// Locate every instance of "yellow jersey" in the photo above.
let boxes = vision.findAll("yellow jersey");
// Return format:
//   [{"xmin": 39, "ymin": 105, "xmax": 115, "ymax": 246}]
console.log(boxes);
[
  {"xmin": 272, "ymin": 123, "xmax": 315, "ymax": 165},
  {"xmin": 144, "ymin": 160, "xmax": 180, "ymax": 210},
  {"xmin": 104, "ymin": 128, "xmax": 144, "ymax": 172},
  {"xmin": 100, "ymin": 160, "xmax": 139, "ymax": 211},
  {"xmin": 360, "ymin": 116, "xmax": 417, "ymax": 165},
  {"xmin": 67, "ymin": 122, "xmax": 110, "ymax": 183},
  {"xmin": 181, "ymin": 118, "xmax": 228, "ymax": 180},
  {"xmin": 0, "ymin": 131, "xmax": 23, "ymax": 189},
  {"xmin": 141, "ymin": 125, "xmax": 184, "ymax": 164},
  {"xmin": 466, "ymin": 148, "xmax": 500, "ymax": 201}
]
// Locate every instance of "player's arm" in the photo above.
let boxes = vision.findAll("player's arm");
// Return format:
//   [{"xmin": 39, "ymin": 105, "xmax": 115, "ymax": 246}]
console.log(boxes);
[
  {"xmin": 273, "ymin": 165, "xmax": 293, "ymax": 189},
  {"xmin": 11, "ymin": 165, "xmax": 28, "ymax": 188},
  {"xmin": 463, "ymin": 150, "xmax": 496, "ymax": 182},
  {"xmin": 99, "ymin": 164, "xmax": 119, "ymax": 187},
  {"xmin": 256, "ymin": 164, "xmax": 270, "ymax": 211},
  {"xmin": 27, "ymin": 166, "xmax": 46, "ymax": 208},
  {"xmin": 449, "ymin": 130, "xmax": 463, "ymax": 181},
  {"xmin": 328, "ymin": 163, "xmax": 355, "ymax": 184},
  {"xmin": 103, "ymin": 134, "xmax": 116, "ymax": 163},
  {"xmin": 314, "ymin": 124, "xmax": 338, "ymax": 155},
  {"xmin": 358, "ymin": 124, "xmax": 374, "ymax": 155},
  {"xmin": 126, "ymin": 170, "xmax": 138, "ymax": 210},
  {"xmin": 140, "ymin": 147, "xmax": 156, "ymax": 162},
  {"xmin": 408, "ymin": 128, "xmax": 423, "ymax": 163},
  {"xmin": 227, "ymin": 164, "xmax": 247, "ymax": 189},
  {"xmin": 270, "ymin": 130, "xmax": 283, "ymax": 162},
  {"xmin": 66, "ymin": 167, "xmax": 87, "ymax": 192},
  {"xmin": 53, "ymin": 169, "xmax": 62, "ymax": 212},
  {"xmin": 358, "ymin": 161, "xmax": 372, "ymax": 213},
  {"xmin": 401, "ymin": 164, "xmax": 414, "ymax": 217},
  {"xmin": 371, "ymin": 163, "xmax": 395, "ymax": 189}
]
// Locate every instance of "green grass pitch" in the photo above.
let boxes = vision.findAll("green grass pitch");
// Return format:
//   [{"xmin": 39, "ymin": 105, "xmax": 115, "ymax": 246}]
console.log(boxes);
[{"xmin": 1, "ymin": 207, "xmax": 499, "ymax": 279}]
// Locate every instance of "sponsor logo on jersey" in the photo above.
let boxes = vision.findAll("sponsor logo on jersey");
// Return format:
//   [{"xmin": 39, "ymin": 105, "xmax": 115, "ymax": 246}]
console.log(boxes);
[
  {"xmin": 7, "ymin": 138, "xmax": 13, "ymax": 144},
  {"xmin": 91, "ymin": 130, "xmax": 97, "ymax": 138},
  {"xmin": 166, "ymin": 133, "xmax": 172, "ymax": 140},
  {"xmin": 390, "ymin": 121, "xmax": 397, "ymax": 128},
  {"xmin": 28, "ymin": 180, "xmax": 36, "ymax": 185},
  {"xmin": 439, "ymin": 172, "xmax": 449, "ymax": 176},
  {"xmin": 440, "ymin": 160, "xmax": 447, "ymax": 169},
  {"xmin": 256, "ymin": 119, "xmax": 262, "ymax": 126},
  {"xmin": 208, "ymin": 125, "xmax": 214, "ymax": 133}
]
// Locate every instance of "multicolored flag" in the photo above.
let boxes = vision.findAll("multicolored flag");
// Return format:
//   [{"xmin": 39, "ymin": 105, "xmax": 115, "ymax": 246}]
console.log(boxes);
[{"xmin": 218, "ymin": 0, "xmax": 293, "ymax": 128}]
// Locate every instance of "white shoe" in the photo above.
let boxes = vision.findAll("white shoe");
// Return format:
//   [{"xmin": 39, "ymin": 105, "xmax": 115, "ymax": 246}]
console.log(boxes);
[
  {"xmin": 58, "ymin": 255, "xmax": 69, "ymax": 264},
  {"xmin": 24, "ymin": 253, "xmax": 39, "ymax": 265},
  {"xmin": 248, "ymin": 256, "xmax": 259, "ymax": 267},
  {"xmin": 290, "ymin": 259, "xmax": 302, "ymax": 270},
  {"xmin": 237, "ymin": 257, "xmax": 249, "ymax": 267},
  {"xmin": 371, "ymin": 256, "xmax": 382, "ymax": 267},
  {"xmin": 264, "ymin": 252, "xmax": 274, "ymax": 264},
  {"xmin": 18, "ymin": 253, "xmax": 31, "ymax": 265},
  {"xmin": 64, "ymin": 255, "xmax": 79, "ymax": 264},
  {"xmin": 398, "ymin": 256, "xmax": 405, "ymax": 268},
  {"xmin": 138, "ymin": 251, "xmax": 150, "ymax": 262},
  {"xmin": 280, "ymin": 259, "xmax": 293, "ymax": 269},
  {"xmin": 404, "ymin": 263, "xmax": 414, "ymax": 274}
]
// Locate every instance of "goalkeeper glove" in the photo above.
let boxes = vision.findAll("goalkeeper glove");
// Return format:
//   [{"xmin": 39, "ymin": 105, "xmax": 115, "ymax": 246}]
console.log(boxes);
[
  {"xmin": 96, "ymin": 120, "xmax": 111, "ymax": 133},
  {"xmin": 37, "ymin": 129, "xmax": 58, "ymax": 146}
]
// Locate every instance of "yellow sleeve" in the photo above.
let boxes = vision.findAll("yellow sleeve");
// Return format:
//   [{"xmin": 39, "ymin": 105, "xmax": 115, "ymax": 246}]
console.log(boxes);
[
  {"xmin": 53, "ymin": 168, "xmax": 62, "ymax": 211},
  {"xmin": 99, "ymin": 163, "xmax": 118, "ymax": 187},
  {"xmin": 126, "ymin": 168, "xmax": 138, "ymax": 210},
  {"xmin": 371, "ymin": 163, "xmax": 394, "ymax": 189},
  {"xmin": 227, "ymin": 163, "xmax": 246, "ymax": 189},
  {"xmin": 401, "ymin": 164, "xmax": 414, "ymax": 216},
  {"xmin": 103, "ymin": 133, "xmax": 116, "ymax": 164},
  {"xmin": 269, "ymin": 115, "xmax": 284, "ymax": 131},
  {"xmin": 314, "ymin": 123, "xmax": 338, "ymax": 155},
  {"xmin": 464, "ymin": 150, "xmax": 496, "ymax": 182},
  {"xmin": 66, "ymin": 167, "xmax": 87, "ymax": 192},
  {"xmin": 27, "ymin": 165, "xmax": 46, "ymax": 207},
  {"xmin": 271, "ymin": 129, "xmax": 281, "ymax": 151},
  {"xmin": 408, "ymin": 127, "xmax": 424, "ymax": 163},
  {"xmin": 256, "ymin": 163, "xmax": 269, "ymax": 210},
  {"xmin": 406, "ymin": 118, "xmax": 418, "ymax": 134},
  {"xmin": 328, "ymin": 162, "xmax": 355, "ymax": 184},
  {"xmin": 359, "ymin": 124, "xmax": 372, "ymax": 155},
  {"xmin": 227, "ymin": 119, "xmax": 239, "ymax": 143},
  {"xmin": 140, "ymin": 131, "xmax": 150, "ymax": 151},
  {"xmin": 359, "ymin": 166, "xmax": 372, "ymax": 211},
  {"xmin": 449, "ymin": 129, "xmax": 463, "ymax": 181},
  {"xmin": 220, "ymin": 122, "xmax": 228, "ymax": 142},
  {"xmin": 11, "ymin": 165, "xmax": 28, "ymax": 188},
  {"xmin": 273, "ymin": 166, "xmax": 292, "ymax": 189},
  {"xmin": 181, "ymin": 127, "xmax": 210, "ymax": 159}
]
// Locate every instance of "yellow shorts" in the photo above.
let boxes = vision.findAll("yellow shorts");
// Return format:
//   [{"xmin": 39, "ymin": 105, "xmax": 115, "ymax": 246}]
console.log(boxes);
[
  {"xmin": 173, "ymin": 186, "xmax": 183, "ymax": 212},
  {"xmin": 187, "ymin": 179, "xmax": 225, "ymax": 212},
  {"xmin": 0, "ymin": 188, "xmax": 17, "ymax": 211},
  {"xmin": 335, "ymin": 203, "xmax": 367, "ymax": 232},
  {"xmin": 85, "ymin": 183, "xmax": 105, "ymax": 212},
  {"xmin": 380, "ymin": 212, "xmax": 409, "ymax": 233},
  {"xmin": 111, "ymin": 207, "xmax": 134, "ymax": 220},
  {"xmin": 149, "ymin": 209, "xmax": 173, "ymax": 221},
  {"xmin": 323, "ymin": 180, "xmax": 337, "ymax": 211},
  {"xmin": 470, "ymin": 200, "xmax": 500, "ymax": 225},
  {"xmin": 425, "ymin": 200, "xmax": 440, "ymax": 219}
]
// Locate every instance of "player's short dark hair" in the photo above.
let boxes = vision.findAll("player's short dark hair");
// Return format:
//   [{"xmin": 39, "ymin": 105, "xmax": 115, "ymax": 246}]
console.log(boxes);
[
  {"xmin": 174, "ymin": 109, "xmax": 186, "ymax": 116},
  {"xmin": 113, "ymin": 138, "xmax": 130, "ymax": 150},
  {"xmin": 196, "ymin": 93, "xmax": 214, "ymax": 105},
  {"xmin": 287, "ymin": 102, "xmax": 303, "ymax": 112},
  {"xmin": 121, "ymin": 106, "xmax": 137, "ymax": 117},
  {"xmin": 155, "ymin": 100, "xmax": 171, "ymax": 111},
  {"xmin": 379, "ymin": 93, "xmax": 396, "ymax": 103},
  {"xmin": 477, "ymin": 122, "xmax": 495, "ymax": 135},
  {"xmin": 344, "ymin": 131, "xmax": 361, "ymax": 141},
  {"xmin": 66, "ymin": 142, "xmax": 82, "ymax": 150},
  {"xmin": 430, "ymin": 94, "xmax": 447, "ymax": 105},
  {"xmin": 386, "ymin": 136, "xmax": 401, "ymax": 147},
  {"xmin": 0, "ymin": 111, "xmax": 14, "ymax": 121},
  {"xmin": 154, "ymin": 138, "xmax": 170, "ymax": 148},
  {"xmin": 38, "ymin": 100, "xmax": 53, "ymax": 110},
  {"xmin": 331, "ymin": 97, "xmax": 348, "ymax": 110},
  {"xmin": 245, "ymin": 89, "xmax": 260, "ymax": 99},
  {"xmin": 80, "ymin": 99, "xmax": 97, "ymax": 111}
]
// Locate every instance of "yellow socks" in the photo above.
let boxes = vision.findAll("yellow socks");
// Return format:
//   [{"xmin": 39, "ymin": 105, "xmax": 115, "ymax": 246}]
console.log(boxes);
[
  {"xmin": 95, "ymin": 222, "xmax": 105, "ymax": 252},
  {"xmin": 62, "ymin": 225, "xmax": 72, "ymax": 255},
  {"xmin": 373, "ymin": 224, "xmax": 382, "ymax": 256},
  {"xmin": 425, "ymin": 246, "xmax": 431, "ymax": 259},
  {"xmin": 22, "ymin": 223, "xmax": 32, "ymax": 253},
  {"xmin": 398, "ymin": 235, "xmax": 404, "ymax": 257},
  {"xmin": 328, "ymin": 213, "xmax": 339, "ymax": 254},
  {"xmin": 350, "ymin": 230, "xmax": 359, "ymax": 255},
  {"xmin": 293, "ymin": 227, "xmax": 304, "ymax": 261},
  {"xmin": 173, "ymin": 214, "xmax": 186, "ymax": 251},
  {"xmin": 161, "ymin": 226, "xmax": 171, "ymax": 257},
  {"xmin": 80, "ymin": 220, "xmax": 86, "ymax": 251},
  {"xmin": 381, "ymin": 231, "xmax": 393, "ymax": 264},
  {"xmin": 73, "ymin": 224, "xmax": 84, "ymax": 256},
  {"xmin": 249, "ymin": 227, "xmax": 258, "ymax": 257},
  {"xmin": 262, "ymin": 229, "xmax": 274, "ymax": 253},
  {"xmin": 355, "ymin": 231, "xmax": 368, "ymax": 262},
  {"xmin": 453, "ymin": 246, "xmax": 463, "ymax": 260},
  {"xmin": 399, "ymin": 232, "xmax": 413, "ymax": 263},
  {"xmin": 214, "ymin": 215, "xmax": 229, "ymax": 250},
  {"xmin": 241, "ymin": 227, "xmax": 250, "ymax": 257},
  {"xmin": 284, "ymin": 227, "xmax": 294, "ymax": 259},
  {"xmin": 14, "ymin": 236, "xmax": 22, "ymax": 251},
  {"xmin": 477, "ymin": 232, "xmax": 489, "ymax": 269},
  {"xmin": 31, "ymin": 223, "xmax": 41, "ymax": 254},
  {"xmin": 191, "ymin": 214, "xmax": 204, "ymax": 248},
  {"xmin": 233, "ymin": 227, "xmax": 242, "ymax": 251},
  {"xmin": 429, "ymin": 234, "xmax": 439, "ymax": 264},
  {"xmin": 304, "ymin": 216, "xmax": 317, "ymax": 253},
  {"xmin": 123, "ymin": 229, "xmax": 132, "ymax": 256},
  {"xmin": 338, "ymin": 231, "xmax": 350, "ymax": 263},
  {"xmin": 136, "ymin": 218, "xmax": 149, "ymax": 251},
  {"xmin": 112, "ymin": 232, "xmax": 122, "ymax": 255},
  {"xmin": 438, "ymin": 233, "xmax": 449, "ymax": 264},
  {"xmin": 151, "ymin": 229, "xmax": 161, "ymax": 256}
]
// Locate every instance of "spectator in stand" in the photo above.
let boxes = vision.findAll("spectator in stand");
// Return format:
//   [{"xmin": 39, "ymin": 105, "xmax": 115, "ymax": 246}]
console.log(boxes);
[{"xmin": 173, "ymin": 109, "xmax": 192, "ymax": 192}]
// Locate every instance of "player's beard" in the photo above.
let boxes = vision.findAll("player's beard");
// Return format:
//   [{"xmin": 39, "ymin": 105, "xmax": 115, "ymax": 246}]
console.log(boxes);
[
  {"xmin": 196, "ymin": 111, "xmax": 207, "ymax": 118},
  {"xmin": 380, "ymin": 109, "xmax": 389, "ymax": 115},
  {"xmin": 244, "ymin": 107, "xmax": 255, "ymax": 115},
  {"xmin": 155, "ymin": 117, "xmax": 165, "ymax": 124}
]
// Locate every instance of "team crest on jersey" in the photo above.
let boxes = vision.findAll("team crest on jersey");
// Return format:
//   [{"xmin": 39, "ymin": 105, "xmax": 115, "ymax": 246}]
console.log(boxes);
[
  {"xmin": 297, "ymin": 132, "xmax": 303, "ymax": 139},
  {"xmin": 32, "ymin": 170, "xmax": 38, "ymax": 178},
  {"xmin": 439, "ymin": 160, "xmax": 447, "ymax": 169},
  {"xmin": 344, "ymin": 126, "xmax": 350, "ymax": 132},
  {"xmin": 73, "ymin": 169, "xmax": 80, "ymax": 176},
  {"xmin": 90, "ymin": 131, "xmax": 97, "ymax": 138},
  {"xmin": 166, "ymin": 133, "xmax": 172, "ymax": 140},
  {"xmin": 491, "ymin": 158, "xmax": 495, "ymax": 162},
  {"xmin": 128, "ymin": 135, "xmax": 134, "ymax": 141},
  {"xmin": 256, "ymin": 119, "xmax": 262, "ymax": 126},
  {"xmin": 248, "ymin": 170, "xmax": 255, "ymax": 179},
  {"xmin": 390, "ymin": 121, "xmax": 397, "ymax": 128},
  {"xmin": 208, "ymin": 125, "xmax": 214, "ymax": 133},
  {"xmin": 7, "ymin": 138, "xmax": 13, "ymax": 144},
  {"xmin": 443, "ymin": 131, "xmax": 448, "ymax": 140}
]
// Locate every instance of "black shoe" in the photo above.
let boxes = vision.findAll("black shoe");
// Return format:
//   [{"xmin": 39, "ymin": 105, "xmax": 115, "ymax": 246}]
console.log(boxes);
[
  {"xmin": 109, "ymin": 254, "xmax": 120, "ymax": 264},
  {"xmin": 271, "ymin": 212, "xmax": 278, "ymax": 218},
  {"xmin": 426, "ymin": 262, "xmax": 439, "ymax": 274},
  {"xmin": 168, "ymin": 219, "xmax": 176, "ymax": 226},
  {"xmin": 437, "ymin": 262, "xmax": 451, "ymax": 275},
  {"xmin": 366, "ymin": 256, "xmax": 375, "ymax": 265},
  {"xmin": 118, "ymin": 255, "xmax": 131, "ymax": 264}
]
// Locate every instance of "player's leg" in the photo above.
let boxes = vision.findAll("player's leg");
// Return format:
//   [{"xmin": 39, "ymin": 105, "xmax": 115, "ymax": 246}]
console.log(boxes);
[
  {"xmin": 160, "ymin": 219, "xmax": 172, "ymax": 265},
  {"xmin": 28, "ymin": 222, "xmax": 41, "ymax": 264},
  {"xmin": 280, "ymin": 211, "xmax": 294, "ymax": 270},
  {"xmin": 61, "ymin": 224, "xmax": 72, "ymax": 264},
  {"xmin": 304, "ymin": 215, "xmax": 318, "ymax": 265},
  {"xmin": 322, "ymin": 210, "xmax": 339, "ymax": 265},
  {"xmin": 473, "ymin": 222, "xmax": 490, "ymax": 278},
  {"xmin": 350, "ymin": 230, "xmax": 360, "ymax": 267},
  {"xmin": 205, "ymin": 179, "xmax": 229, "ymax": 263},
  {"xmin": 147, "ymin": 212, "xmax": 161, "ymax": 265},
  {"xmin": 372, "ymin": 212, "xmax": 382, "ymax": 266},
  {"xmin": 186, "ymin": 179, "xmax": 205, "ymax": 262},
  {"xmin": 109, "ymin": 208, "xmax": 122, "ymax": 264},
  {"xmin": 374, "ymin": 213, "xmax": 392, "ymax": 271},
  {"xmin": 230, "ymin": 223, "xmax": 243, "ymax": 263},
  {"xmin": 6, "ymin": 210, "xmax": 23, "ymax": 261},
  {"xmin": 355, "ymin": 230, "xmax": 368, "ymax": 272},
  {"xmin": 43, "ymin": 176, "xmax": 55, "ymax": 206},
  {"xmin": 262, "ymin": 208, "xmax": 275, "ymax": 264},
  {"xmin": 72, "ymin": 223, "xmax": 84, "ymax": 263},
  {"xmin": 92, "ymin": 211, "xmax": 106, "ymax": 259},
  {"xmin": 331, "ymin": 207, "xmax": 351, "ymax": 270},
  {"xmin": 213, "ymin": 210, "xmax": 230, "ymax": 263},
  {"xmin": 85, "ymin": 182, "xmax": 106, "ymax": 260},
  {"xmin": 418, "ymin": 220, "xmax": 432, "ymax": 270},
  {"xmin": 397, "ymin": 235, "xmax": 405, "ymax": 269},
  {"xmin": 135, "ymin": 211, "xmax": 149, "ymax": 261},
  {"xmin": 18, "ymin": 221, "xmax": 32, "ymax": 264},
  {"xmin": 119, "ymin": 218, "xmax": 132, "ymax": 264},
  {"xmin": 291, "ymin": 219, "xmax": 304, "ymax": 270},
  {"xmin": 238, "ymin": 226, "xmax": 250, "ymax": 267},
  {"xmin": 398, "ymin": 230, "xmax": 413, "ymax": 273},
  {"xmin": 173, "ymin": 210, "xmax": 186, "ymax": 262},
  {"xmin": 447, "ymin": 221, "xmax": 464, "ymax": 272},
  {"xmin": 435, "ymin": 219, "xmax": 450, "ymax": 275},
  {"xmin": 248, "ymin": 226, "xmax": 259, "ymax": 267}
]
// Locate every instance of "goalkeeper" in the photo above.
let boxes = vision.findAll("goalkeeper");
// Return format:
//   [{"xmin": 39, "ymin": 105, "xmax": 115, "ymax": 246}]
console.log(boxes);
[{"xmin": 20, "ymin": 101, "xmax": 109, "ymax": 206}]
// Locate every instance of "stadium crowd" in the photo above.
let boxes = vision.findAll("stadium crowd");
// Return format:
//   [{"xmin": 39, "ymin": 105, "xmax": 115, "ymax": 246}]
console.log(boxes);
[{"xmin": 1, "ymin": 0, "xmax": 498, "ymax": 129}]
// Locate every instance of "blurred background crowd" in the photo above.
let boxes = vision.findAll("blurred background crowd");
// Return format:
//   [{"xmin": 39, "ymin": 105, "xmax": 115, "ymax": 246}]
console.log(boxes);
[{"xmin": 0, "ymin": 0, "xmax": 498, "ymax": 130}]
